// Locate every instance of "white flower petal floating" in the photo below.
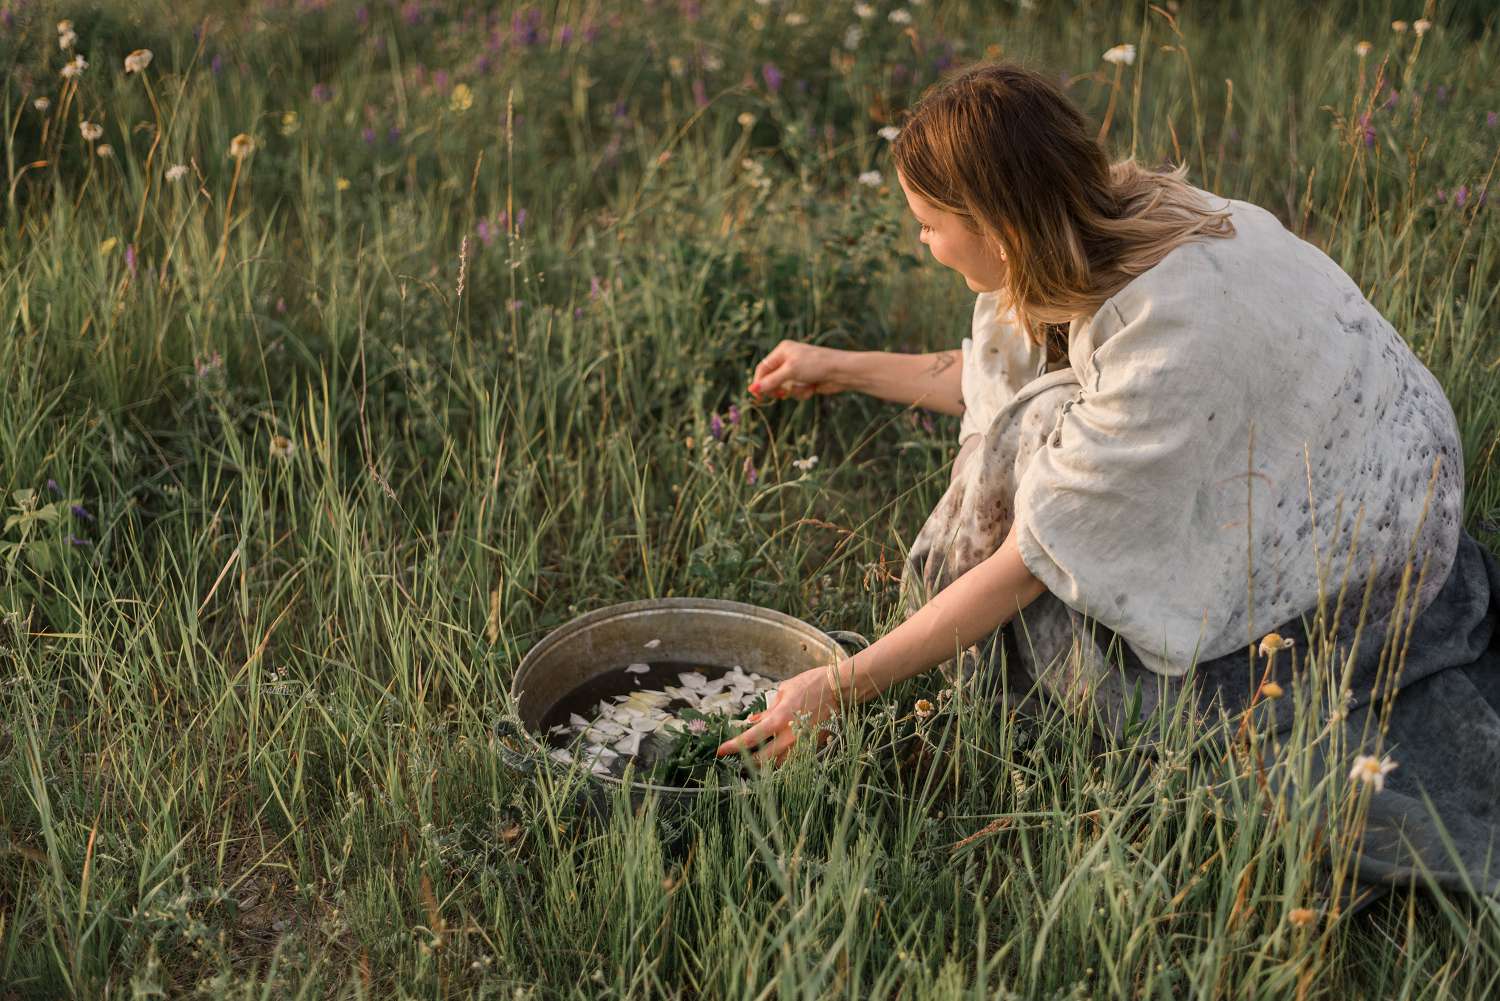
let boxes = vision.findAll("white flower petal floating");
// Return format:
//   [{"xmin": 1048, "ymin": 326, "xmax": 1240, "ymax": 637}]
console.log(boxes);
[
  {"xmin": 678, "ymin": 672, "xmax": 707, "ymax": 690},
  {"xmin": 625, "ymin": 663, "xmax": 651, "ymax": 674},
  {"xmin": 644, "ymin": 638, "xmax": 662, "ymax": 649},
  {"xmin": 549, "ymin": 748, "xmax": 575, "ymax": 765},
  {"xmin": 569, "ymin": 713, "xmax": 590, "ymax": 729},
  {"xmin": 613, "ymin": 732, "xmax": 643, "ymax": 756}
]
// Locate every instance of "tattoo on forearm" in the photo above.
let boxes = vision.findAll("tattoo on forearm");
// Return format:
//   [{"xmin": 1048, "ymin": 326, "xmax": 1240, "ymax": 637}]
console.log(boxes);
[{"xmin": 926, "ymin": 352, "xmax": 957, "ymax": 377}]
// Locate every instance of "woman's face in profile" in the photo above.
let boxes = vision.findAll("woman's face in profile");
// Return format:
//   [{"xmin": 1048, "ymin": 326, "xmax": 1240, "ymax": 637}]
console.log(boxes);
[{"xmin": 896, "ymin": 170, "xmax": 1007, "ymax": 294}]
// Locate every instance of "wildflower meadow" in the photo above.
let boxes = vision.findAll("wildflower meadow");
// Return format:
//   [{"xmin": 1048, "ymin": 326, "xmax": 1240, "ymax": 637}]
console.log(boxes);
[{"xmin": 2, "ymin": 0, "xmax": 1499, "ymax": 997}]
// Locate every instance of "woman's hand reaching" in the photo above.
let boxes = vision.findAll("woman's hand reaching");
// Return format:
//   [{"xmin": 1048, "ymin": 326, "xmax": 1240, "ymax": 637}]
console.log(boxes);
[
  {"xmin": 749, "ymin": 340, "xmax": 851, "ymax": 402},
  {"xmin": 715, "ymin": 664, "xmax": 848, "ymax": 766}
]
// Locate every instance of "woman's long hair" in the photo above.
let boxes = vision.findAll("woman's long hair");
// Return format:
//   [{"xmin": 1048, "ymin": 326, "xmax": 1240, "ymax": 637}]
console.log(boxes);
[{"xmin": 891, "ymin": 62, "xmax": 1234, "ymax": 360}]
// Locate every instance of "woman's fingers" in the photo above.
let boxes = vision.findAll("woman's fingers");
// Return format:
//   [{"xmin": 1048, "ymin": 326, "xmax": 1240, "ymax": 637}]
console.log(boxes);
[
  {"xmin": 716, "ymin": 711, "xmax": 778, "ymax": 757},
  {"xmin": 753, "ymin": 728, "xmax": 799, "ymax": 765}
]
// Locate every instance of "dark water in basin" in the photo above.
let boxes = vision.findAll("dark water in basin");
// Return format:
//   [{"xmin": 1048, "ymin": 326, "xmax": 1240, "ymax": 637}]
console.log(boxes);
[{"xmin": 538, "ymin": 660, "xmax": 761, "ymax": 747}]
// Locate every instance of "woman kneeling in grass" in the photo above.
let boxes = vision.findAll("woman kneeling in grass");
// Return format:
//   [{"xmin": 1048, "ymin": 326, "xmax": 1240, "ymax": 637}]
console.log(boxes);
[{"xmin": 717, "ymin": 62, "xmax": 1500, "ymax": 904}]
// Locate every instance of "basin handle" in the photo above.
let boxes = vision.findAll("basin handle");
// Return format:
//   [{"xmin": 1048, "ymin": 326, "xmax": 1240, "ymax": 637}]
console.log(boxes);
[
  {"xmin": 495, "ymin": 717, "xmax": 537, "ymax": 777},
  {"xmin": 826, "ymin": 629, "xmax": 871, "ymax": 654}
]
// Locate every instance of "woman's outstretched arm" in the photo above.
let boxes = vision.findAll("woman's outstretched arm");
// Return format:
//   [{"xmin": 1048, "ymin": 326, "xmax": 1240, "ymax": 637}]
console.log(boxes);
[
  {"xmin": 717, "ymin": 523, "xmax": 1047, "ymax": 763},
  {"xmin": 749, "ymin": 340, "xmax": 966, "ymax": 416}
]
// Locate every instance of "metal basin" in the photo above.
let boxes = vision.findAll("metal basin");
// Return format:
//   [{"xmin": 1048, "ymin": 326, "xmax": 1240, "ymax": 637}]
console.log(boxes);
[{"xmin": 497, "ymin": 597, "xmax": 866, "ymax": 803}]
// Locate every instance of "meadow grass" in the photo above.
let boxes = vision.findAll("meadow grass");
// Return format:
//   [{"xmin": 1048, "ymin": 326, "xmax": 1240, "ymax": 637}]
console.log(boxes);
[{"xmin": 2, "ymin": 0, "xmax": 1499, "ymax": 996}]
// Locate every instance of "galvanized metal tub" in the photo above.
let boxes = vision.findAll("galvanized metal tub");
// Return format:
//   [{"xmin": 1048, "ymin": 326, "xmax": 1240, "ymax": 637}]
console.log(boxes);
[{"xmin": 497, "ymin": 597, "xmax": 866, "ymax": 816}]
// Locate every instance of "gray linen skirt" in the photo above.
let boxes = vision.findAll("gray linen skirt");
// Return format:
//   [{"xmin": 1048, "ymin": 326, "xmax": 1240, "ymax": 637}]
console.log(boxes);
[{"xmin": 900, "ymin": 381, "xmax": 1500, "ymax": 914}]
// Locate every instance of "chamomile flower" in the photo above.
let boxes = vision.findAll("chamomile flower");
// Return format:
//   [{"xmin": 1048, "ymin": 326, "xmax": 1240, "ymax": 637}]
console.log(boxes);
[
  {"xmin": 228, "ymin": 133, "xmax": 255, "ymax": 159},
  {"xmin": 79, "ymin": 120, "xmax": 102, "ymax": 141},
  {"xmin": 1354, "ymin": 40, "xmax": 1372, "ymax": 57},
  {"xmin": 1103, "ymin": 43, "xmax": 1136, "ymax": 66},
  {"xmin": 95, "ymin": 143, "xmax": 113, "ymax": 158},
  {"xmin": 792, "ymin": 455, "xmax": 820, "ymax": 472},
  {"xmin": 1413, "ymin": 18, "xmax": 1431, "ymax": 36},
  {"xmin": 878, "ymin": 125, "xmax": 901, "ymax": 141},
  {"xmin": 34, "ymin": 97, "xmax": 51, "ymax": 112},
  {"xmin": 1349, "ymin": 753, "xmax": 1398, "ymax": 792},
  {"xmin": 857, "ymin": 170, "xmax": 882, "ymax": 186},
  {"xmin": 914, "ymin": 698, "xmax": 934, "ymax": 718},
  {"xmin": 61, "ymin": 54, "xmax": 88, "ymax": 79},
  {"xmin": 269, "ymin": 435, "xmax": 296, "ymax": 460},
  {"xmin": 124, "ymin": 48, "xmax": 153, "ymax": 74},
  {"xmin": 1391, "ymin": 20, "xmax": 1408, "ymax": 33},
  {"xmin": 165, "ymin": 163, "xmax": 188, "ymax": 182},
  {"xmin": 888, "ymin": 8, "xmax": 912, "ymax": 24}
]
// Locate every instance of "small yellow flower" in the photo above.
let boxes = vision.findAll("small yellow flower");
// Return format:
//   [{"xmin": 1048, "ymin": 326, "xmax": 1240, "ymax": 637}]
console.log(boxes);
[
  {"xmin": 124, "ymin": 49, "xmax": 153, "ymax": 74},
  {"xmin": 336, "ymin": 176, "xmax": 351, "ymax": 191},
  {"xmin": 1287, "ymin": 907, "xmax": 1318, "ymax": 928},
  {"xmin": 449, "ymin": 83, "xmax": 474, "ymax": 113},
  {"xmin": 1258, "ymin": 632, "xmax": 1294, "ymax": 658},
  {"xmin": 1391, "ymin": 20, "xmax": 1408, "ymax": 33},
  {"xmin": 1259, "ymin": 681, "xmax": 1284, "ymax": 699},
  {"xmin": 1349, "ymin": 753, "xmax": 1398, "ymax": 793},
  {"xmin": 269, "ymin": 435, "xmax": 296, "ymax": 460},
  {"xmin": 280, "ymin": 110, "xmax": 299, "ymax": 136},
  {"xmin": 99, "ymin": 237, "xmax": 118, "ymax": 255},
  {"xmin": 914, "ymin": 698, "xmax": 934, "ymax": 719},
  {"xmin": 228, "ymin": 133, "xmax": 255, "ymax": 160},
  {"xmin": 1354, "ymin": 40, "xmax": 1372, "ymax": 57}
]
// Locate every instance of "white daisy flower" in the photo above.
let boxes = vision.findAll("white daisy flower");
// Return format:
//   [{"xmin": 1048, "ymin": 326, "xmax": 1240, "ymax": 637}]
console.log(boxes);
[
  {"xmin": 61, "ymin": 55, "xmax": 88, "ymax": 79},
  {"xmin": 888, "ymin": 8, "xmax": 912, "ymax": 24},
  {"xmin": 1412, "ymin": 19, "xmax": 1431, "ymax": 36},
  {"xmin": 792, "ymin": 455, "xmax": 820, "ymax": 471},
  {"xmin": 857, "ymin": 170, "xmax": 882, "ymax": 187},
  {"xmin": 124, "ymin": 48, "xmax": 153, "ymax": 74},
  {"xmin": 878, "ymin": 125, "xmax": 901, "ymax": 141},
  {"xmin": 165, "ymin": 163, "xmax": 189, "ymax": 182},
  {"xmin": 1103, "ymin": 43, "xmax": 1136, "ymax": 66},
  {"xmin": 33, "ymin": 97, "xmax": 51, "ymax": 112},
  {"xmin": 1354, "ymin": 40, "xmax": 1372, "ymax": 57},
  {"xmin": 79, "ymin": 120, "xmax": 103, "ymax": 141},
  {"xmin": 1348, "ymin": 753, "xmax": 1398, "ymax": 793}
]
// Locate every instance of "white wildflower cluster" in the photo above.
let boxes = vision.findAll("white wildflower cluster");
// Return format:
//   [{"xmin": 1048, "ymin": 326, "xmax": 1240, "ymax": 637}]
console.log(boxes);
[
  {"xmin": 58, "ymin": 19, "xmax": 77, "ymax": 50},
  {"xmin": 547, "ymin": 661, "xmax": 778, "ymax": 776},
  {"xmin": 857, "ymin": 170, "xmax": 882, "ymax": 187},
  {"xmin": 741, "ymin": 157, "xmax": 773, "ymax": 192}
]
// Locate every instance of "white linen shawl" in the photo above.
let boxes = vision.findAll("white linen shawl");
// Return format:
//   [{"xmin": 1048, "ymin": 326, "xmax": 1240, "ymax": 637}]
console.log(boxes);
[{"xmin": 1004, "ymin": 190, "xmax": 1465, "ymax": 676}]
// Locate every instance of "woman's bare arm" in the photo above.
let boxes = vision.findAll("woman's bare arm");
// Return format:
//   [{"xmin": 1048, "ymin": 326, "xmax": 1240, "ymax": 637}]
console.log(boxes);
[
  {"xmin": 824, "ymin": 523, "xmax": 1046, "ymax": 702},
  {"xmin": 834, "ymin": 350, "xmax": 966, "ymax": 416}
]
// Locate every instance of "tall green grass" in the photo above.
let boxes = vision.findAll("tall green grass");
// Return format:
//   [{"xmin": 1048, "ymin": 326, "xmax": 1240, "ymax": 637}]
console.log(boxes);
[{"xmin": 1, "ymin": 0, "xmax": 1498, "ymax": 995}]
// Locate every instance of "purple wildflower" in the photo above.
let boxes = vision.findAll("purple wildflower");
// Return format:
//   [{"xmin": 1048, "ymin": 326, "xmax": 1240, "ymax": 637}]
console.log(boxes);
[
  {"xmin": 211, "ymin": 53, "xmax": 224, "ymax": 76},
  {"xmin": 401, "ymin": 2, "xmax": 421, "ymax": 27},
  {"xmin": 362, "ymin": 127, "xmax": 377, "ymax": 145},
  {"xmin": 46, "ymin": 479, "xmax": 61, "ymax": 496},
  {"xmin": 761, "ymin": 62, "xmax": 783, "ymax": 95},
  {"xmin": 512, "ymin": 7, "xmax": 545, "ymax": 47},
  {"xmin": 590, "ymin": 275, "xmax": 607, "ymax": 300},
  {"xmin": 387, "ymin": 125, "xmax": 401, "ymax": 145},
  {"xmin": 71, "ymin": 504, "xmax": 95, "ymax": 522},
  {"xmin": 680, "ymin": 1, "xmax": 701, "ymax": 21},
  {"xmin": 1437, "ymin": 188, "xmax": 1447, "ymax": 203},
  {"xmin": 507, "ymin": 299, "xmax": 524, "ymax": 312},
  {"xmin": 1359, "ymin": 114, "xmax": 1375, "ymax": 148},
  {"xmin": 921, "ymin": 414, "xmax": 935, "ymax": 434},
  {"xmin": 432, "ymin": 69, "xmax": 448, "ymax": 92},
  {"xmin": 312, "ymin": 82, "xmax": 332, "ymax": 102},
  {"xmin": 516, "ymin": 208, "xmax": 527, "ymax": 231},
  {"xmin": 67, "ymin": 535, "xmax": 91, "ymax": 547},
  {"xmin": 1436, "ymin": 85, "xmax": 1448, "ymax": 105},
  {"xmin": 709, "ymin": 413, "xmax": 724, "ymax": 441},
  {"xmin": 727, "ymin": 404, "xmax": 740, "ymax": 426},
  {"xmin": 692, "ymin": 77, "xmax": 708, "ymax": 109},
  {"xmin": 355, "ymin": 6, "xmax": 368, "ymax": 27},
  {"xmin": 275, "ymin": 297, "xmax": 287, "ymax": 315},
  {"xmin": 1488, "ymin": 111, "xmax": 1498, "ymax": 128},
  {"xmin": 1384, "ymin": 88, "xmax": 1399, "ymax": 110},
  {"xmin": 558, "ymin": 25, "xmax": 573, "ymax": 44},
  {"xmin": 574, "ymin": 306, "xmax": 584, "ymax": 319},
  {"xmin": 1454, "ymin": 185, "xmax": 1469, "ymax": 208},
  {"xmin": 125, "ymin": 244, "xmax": 137, "ymax": 275},
  {"xmin": 743, "ymin": 457, "xmax": 757, "ymax": 484},
  {"xmin": 476, "ymin": 218, "xmax": 496, "ymax": 246}
]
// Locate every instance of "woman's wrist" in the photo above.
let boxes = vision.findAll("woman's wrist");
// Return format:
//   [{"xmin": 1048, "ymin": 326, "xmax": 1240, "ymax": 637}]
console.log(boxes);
[
  {"xmin": 824, "ymin": 650, "xmax": 882, "ymax": 704},
  {"xmin": 827, "ymin": 349, "xmax": 872, "ymax": 396}
]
